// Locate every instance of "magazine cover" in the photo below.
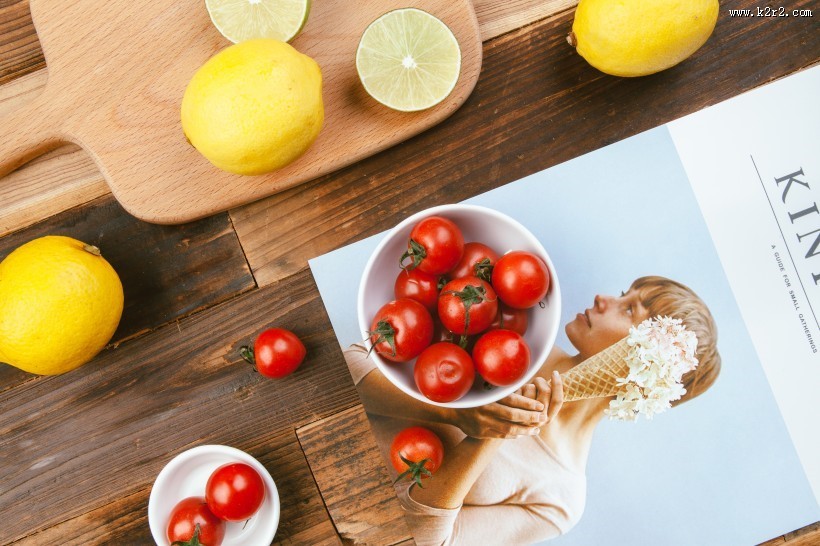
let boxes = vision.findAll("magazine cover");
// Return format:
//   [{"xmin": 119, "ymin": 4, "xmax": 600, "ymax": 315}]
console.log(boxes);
[{"xmin": 309, "ymin": 66, "xmax": 820, "ymax": 545}]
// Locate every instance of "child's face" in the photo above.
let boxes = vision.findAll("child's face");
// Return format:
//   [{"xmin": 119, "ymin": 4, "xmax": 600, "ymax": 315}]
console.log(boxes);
[{"xmin": 565, "ymin": 289, "xmax": 649, "ymax": 359}]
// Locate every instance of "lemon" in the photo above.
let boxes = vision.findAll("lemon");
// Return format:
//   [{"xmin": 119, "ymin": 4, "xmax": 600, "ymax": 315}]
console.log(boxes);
[
  {"xmin": 181, "ymin": 39, "xmax": 324, "ymax": 175},
  {"xmin": 0, "ymin": 236, "xmax": 124, "ymax": 375},
  {"xmin": 356, "ymin": 8, "xmax": 461, "ymax": 112},
  {"xmin": 568, "ymin": 0, "xmax": 719, "ymax": 77},
  {"xmin": 206, "ymin": 0, "xmax": 311, "ymax": 43}
]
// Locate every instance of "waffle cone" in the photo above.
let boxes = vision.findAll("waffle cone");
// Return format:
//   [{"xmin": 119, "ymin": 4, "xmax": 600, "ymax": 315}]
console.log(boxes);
[{"xmin": 559, "ymin": 337, "xmax": 631, "ymax": 401}]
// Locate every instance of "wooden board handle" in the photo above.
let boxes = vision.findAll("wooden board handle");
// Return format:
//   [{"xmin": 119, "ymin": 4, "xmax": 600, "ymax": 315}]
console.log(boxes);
[{"xmin": 0, "ymin": 94, "xmax": 63, "ymax": 178}]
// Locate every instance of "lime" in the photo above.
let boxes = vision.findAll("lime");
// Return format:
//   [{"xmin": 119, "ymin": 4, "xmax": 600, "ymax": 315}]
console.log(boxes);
[
  {"xmin": 356, "ymin": 8, "xmax": 461, "ymax": 112},
  {"xmin": 206, "ymin": 0, "xmax": 311, "ymax": 43}
]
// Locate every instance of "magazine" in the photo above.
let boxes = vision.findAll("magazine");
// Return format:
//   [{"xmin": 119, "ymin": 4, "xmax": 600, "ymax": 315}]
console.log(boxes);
[{"xmin": 309, "ymin": 66, "xmax": 820, "ymax": 545}]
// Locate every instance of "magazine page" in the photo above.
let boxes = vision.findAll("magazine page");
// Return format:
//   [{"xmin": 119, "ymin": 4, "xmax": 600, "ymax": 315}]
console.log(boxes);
[
  {"xmin": 668, "ymin": 66, "xmax": 820, "ymax": 508},
  {"xmin": 309, "ymin": 67, "xmax": 820, "ymax": 545}
]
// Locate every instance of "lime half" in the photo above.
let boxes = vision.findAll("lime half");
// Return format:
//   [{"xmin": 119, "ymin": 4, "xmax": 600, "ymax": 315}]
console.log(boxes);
[
  {"xmin": 206, "ymin": 0, "xmax": 311, "ymax": 43},
  {"xmin": 356, "ymin": 8, "xmax": 462, "ymax": 112}
]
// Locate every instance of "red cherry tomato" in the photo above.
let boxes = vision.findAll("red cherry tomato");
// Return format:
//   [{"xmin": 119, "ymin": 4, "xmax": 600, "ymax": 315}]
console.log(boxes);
[
  {"xmin": 414, "ymin": 342, "xmax": 475, "ymax": 402},
  {"xmin": 369, "ymin": 299, "xmax": 434, "ymax": 362},
  {"xmin": 394, "ymin": 268, "xmax": 442, "ymax": 313},
  {"xmin": 167, "ymin": 497, "xmax": 226, "ymax": 546},
  {"xmin": 472, "ymin": 329, "xmax": 531, "ymax": 387},
  {"xmin": 243, "ymin": 328, "xmax": 306, "ymax": 379},
  {"xmin": 205, "ymin": 463, "xmax": 266, "ymax": 522},
  {"xmin": 448, "ymin": 242, "xmax": 499, "ymax": 282},
  {"xmin": 489, "ymin": 303, "xmax": 529, "ymax": 336},
  {"xmin": 491, "ymin": 251, "xmax": 550, "ymax": 309},
  {"xmin": 389, "ymin": 426, "xmax": 445, "ymax": 487},
  {"xmin": 401, "ymin": 216, "xmax": 465, "ymax": 275},
  {"xmin": 438, "ymin": 277, "xmax": 499, "ymax": 335}
]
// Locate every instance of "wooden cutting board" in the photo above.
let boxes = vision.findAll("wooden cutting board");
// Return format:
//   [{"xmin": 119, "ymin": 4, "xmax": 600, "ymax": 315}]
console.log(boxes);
[{"xmin": 0, "ymin": 0, "xmax": 481, "ymax": 224}]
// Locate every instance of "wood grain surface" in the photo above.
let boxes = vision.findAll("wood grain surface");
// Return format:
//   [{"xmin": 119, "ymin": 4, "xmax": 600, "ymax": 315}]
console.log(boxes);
[
  {"xmin": 297, "ymin": 405, "xmax": 411, "ymax": 545},
  {"xmin": 1, "ymin": 0, "xmax": 819, "ymax": 544},
  {"xmin": 0, "ymin": 0, "xmax": 482, "ymax": 224}
]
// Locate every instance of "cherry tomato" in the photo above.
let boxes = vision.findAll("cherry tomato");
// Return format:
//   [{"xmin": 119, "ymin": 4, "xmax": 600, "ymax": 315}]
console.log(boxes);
[
  {"xmin": 369, "ymin": 299, "xmax": 434, "ymax": 362},
  {"xmin": 438, "ymin": 277, "xmax": 498, "ymax": 335},
  {"xmin": 390, "ymin": 426, "xmax": 445, "ymax": 487},
  {"xmin": 491, "ymin": 251, "xmax": 550, "ymax": 309},
  {"xmin": 401, "ymin": 216, "xmax": 464, "ymax": 275},
  {"xmin": 394, "ymin": 268, "xmax": 442, "ymax": 313},
  {"xmin": 205, "ymin": 463, "xmax": 266, "ymax": 522},
  {"xmin": 167, "ymin": 497, "xmax": 226, "ymax": 546},
  {"xmin": 241, "ymin": 328, "xmax": 306, "ymax": 379},
  {"xmin": 414, "ymin": 342, "xmax": 475, "ymax": 402},
  {"xmin": 489, "ymin": 303, "xmax": 529, "ymax": 336},
  {"xmin": 448, "ymin": 242, "xmax": 499, "ymax": 283},
  {"xmin": 472, "ymin": 329, "xmax": 531, "ymax": 387}
]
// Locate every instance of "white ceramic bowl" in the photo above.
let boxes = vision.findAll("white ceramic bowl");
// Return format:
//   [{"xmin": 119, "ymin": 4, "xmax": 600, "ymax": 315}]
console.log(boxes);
[
  {"xmin": 357, "ymin": 204, "xmax": 561, "ymax": 408},
  {"xmin": 148, "ymin": 445, "xmax": 280, "ymax": 546}
]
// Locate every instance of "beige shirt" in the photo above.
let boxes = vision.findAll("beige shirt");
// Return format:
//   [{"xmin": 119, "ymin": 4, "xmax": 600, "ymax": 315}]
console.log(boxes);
[{"xmin": 345, "ymin": 345, "xmax": 587, "ymax": 546}]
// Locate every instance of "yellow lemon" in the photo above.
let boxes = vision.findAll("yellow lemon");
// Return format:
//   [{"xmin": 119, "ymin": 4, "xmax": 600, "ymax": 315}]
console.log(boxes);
[
  {"xmin": 181, "ymin": 39, "xmax": 324, "ymax": 175},
  {"xmin": 0, "ymin": 236, "xmax": 124, "ymax": 375},
  {"xmin": 568, "ymin": 0, "xmax": 719, "ymax": 77}
]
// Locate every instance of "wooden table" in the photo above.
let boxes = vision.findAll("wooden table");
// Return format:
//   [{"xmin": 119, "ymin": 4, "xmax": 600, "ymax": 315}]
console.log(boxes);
[{"xmin": 1, "ymin": 0, "xmax": 818, "ymax": 544}]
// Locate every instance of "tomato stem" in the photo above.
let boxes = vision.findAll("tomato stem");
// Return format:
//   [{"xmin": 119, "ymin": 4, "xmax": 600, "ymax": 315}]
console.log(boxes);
[
  {"xmin": 366, "ymin": 320, "xmax": 397, "ymax": 358},
  {"xmin": 443, "ymin": 284, "xmax": 489, "ymax": 333},
  {"xmin": 239, "ymin": 346, "xmax": 259, "ymax": 373},
  {"xmin": 394, "ymin": 453, "xmax": 433, "ymax": 488},
  {"xmin": 400, "ymin": 239, "xmax": 427, "ymax": 271},
  {"xmin": 473, "ymin": 258, "xmax": 494, "ymax": 283}
]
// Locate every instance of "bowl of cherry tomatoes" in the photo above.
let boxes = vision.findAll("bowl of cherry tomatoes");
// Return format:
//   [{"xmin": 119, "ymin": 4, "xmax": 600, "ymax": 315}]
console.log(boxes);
[
  {"xmin": 358, "ymin": 204, "xmax": 561, "ymax": 408},
  {"xmin": 148, "ymin": 445, "xmax": 280, "ymax": 546}
]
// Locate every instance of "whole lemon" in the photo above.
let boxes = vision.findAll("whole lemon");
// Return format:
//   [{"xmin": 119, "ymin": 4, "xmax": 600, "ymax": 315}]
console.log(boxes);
[
  {"xmin": 181, "ymin": 39, "xmax": 324, "ymax": 175},
  {"xmin": 569, "ymin": 0, "xmax": 719, "ymax": 77},
  {"xmin": 0, "ymin": 236, "xmax": 124, "ymax": 375}
]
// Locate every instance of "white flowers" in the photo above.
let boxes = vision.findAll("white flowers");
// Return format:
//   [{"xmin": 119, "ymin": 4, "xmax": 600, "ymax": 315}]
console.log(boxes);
[{"xmin": 604, "ymin": 316, "xmax": 699, "ymax": 421}]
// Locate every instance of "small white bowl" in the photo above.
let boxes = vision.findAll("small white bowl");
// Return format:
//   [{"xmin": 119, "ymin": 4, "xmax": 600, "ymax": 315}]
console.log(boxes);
[
  {"xmin": 148, "ymin": 445, "xmax": 280, "ymax": 546},
  {"xmin": 357, "ymin": 204, "xmax": 561, "ymax": 408}
]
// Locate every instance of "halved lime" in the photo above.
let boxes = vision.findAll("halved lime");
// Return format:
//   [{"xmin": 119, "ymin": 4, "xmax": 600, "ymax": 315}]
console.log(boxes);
[
  {"xmin": 356, "ymin": 8, "xmax": 462, "ymax": 112},
  {"xmin": 205, "ymin": 0, "xmax": 311, "ymax": 43}
]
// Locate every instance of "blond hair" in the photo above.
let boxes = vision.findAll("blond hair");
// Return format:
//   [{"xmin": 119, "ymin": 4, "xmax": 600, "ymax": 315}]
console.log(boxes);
[{"xmin": 630, "ymin": 276, "xmax": 721, "ymax": 405}]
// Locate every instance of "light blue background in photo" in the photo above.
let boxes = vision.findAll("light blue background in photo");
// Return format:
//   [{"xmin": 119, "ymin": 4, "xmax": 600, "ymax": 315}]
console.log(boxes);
[{"xmin": 309, "ymin": 127, "xmax": 820, "ymax": 545}]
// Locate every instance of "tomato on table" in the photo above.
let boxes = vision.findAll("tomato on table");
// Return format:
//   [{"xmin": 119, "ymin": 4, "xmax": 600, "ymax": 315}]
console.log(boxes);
[
  {"xmin": 489, "ymin": 303, "xmax": 529, "ymax": 336},
  {"xmin": 438, "ymin": 276, "xmax": 498, "ymax": 335},
  {"xmin": 492, "ymin": 251, "xmax": 550, "ymax": 309},
  {"xmin": 448, "ymin": 242, "xmax": 499, "ymax": 283},
  {"xmin": 414, "ymin": 342, "xmax": 475, "ymax": 403},
  {"xmin": 390, "ymin": 426, "xmax": 445, "ymax": 487},
  {"xmin": 472, "ymin": 329, "xmax": 531, "ymax": 387},
  {"xmin": 167, "ymin": 497, "xmax": 226, "ymax": 546},
  {"xmin": 241, "ymin": 328, "xmax": 306, "ymax": 379},
  {"xmin": 369, "ymin": 299, "xmax": 434, "ymax": 362},
  {"xmin": 394, "ymin": 268, "xmax": 442, "ymax": 313},
  {"xmin": 205, "ymin": 463, "xmax": 266, "ymax": 522},
  {"xmin": 401, "ymin": 216, "xmax": 464, "ymax": 275}
]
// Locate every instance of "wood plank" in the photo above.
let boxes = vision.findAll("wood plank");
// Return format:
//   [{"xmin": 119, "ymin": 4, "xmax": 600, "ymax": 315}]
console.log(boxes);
[
  {"xmin": 783, "ymin": 521, "xmax": 820, "ymax": 545},
  {"xmin": 0, "ymin": 0, "xmax": 571, "ymax": 236},
  {"xmin": 0, "ymin": 194, "xmax": 255, "ymax": 391},
  {"xmin": 11, "ymin": 431, "xmax": 341, "ymax": 545},
  {"xmin": 472, "ymin": 0, "xmax": 576, "ymax": 41},
  {"xmin": 231, "ymin": 0, "xmax": 820, "ymax": 287},
  {"xmin": 297, "ymin": 404, "xmax": 412, "ymax": 546},
  {"xmin": 0, "ymin": 0, "xmax": 44, "ymax": 85},
  {"xmin": 0, "ymin": 268, "xmax": 359, "ymax": 544}
]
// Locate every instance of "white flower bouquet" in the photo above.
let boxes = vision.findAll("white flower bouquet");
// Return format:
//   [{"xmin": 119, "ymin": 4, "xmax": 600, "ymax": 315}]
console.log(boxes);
[{"xmin": 559, "ymin": 316, "xmax": 699, "ymax": 421}]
